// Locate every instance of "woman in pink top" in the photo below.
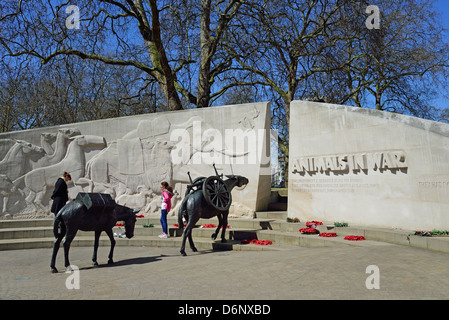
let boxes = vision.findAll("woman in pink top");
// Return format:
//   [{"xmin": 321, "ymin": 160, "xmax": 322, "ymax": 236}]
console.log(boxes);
[{"xmin": 159, "ymin": 181, "xmax": 174, "ymax": 238}]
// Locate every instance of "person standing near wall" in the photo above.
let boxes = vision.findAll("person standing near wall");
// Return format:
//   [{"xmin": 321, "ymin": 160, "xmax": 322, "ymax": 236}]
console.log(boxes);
[
  {"xmin": 159, "ymin": 181, "xmax": 173, "ymax": 238},
  {"xmin": 50, "ymin": 172, "xmax": 71, "ymax": 215}
]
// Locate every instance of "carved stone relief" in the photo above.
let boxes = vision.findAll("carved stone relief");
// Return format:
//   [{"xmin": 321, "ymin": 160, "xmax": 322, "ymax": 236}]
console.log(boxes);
[{"xmin": 0, "ymin": 103, "xmax": 271, "ymax": 219}]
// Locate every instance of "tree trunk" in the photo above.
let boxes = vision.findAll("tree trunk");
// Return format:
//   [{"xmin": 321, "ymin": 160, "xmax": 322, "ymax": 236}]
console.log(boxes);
[
  {"xmin": 141, "ymin": 0, "xmax": 183, "ymax": 110},
  {"xmin": 197, "ymin": 0, "xmax": 213, "ymax": 108},
  {"xmin": 1, "ymin": 105, "xmax": 11, "ymax": 132}
]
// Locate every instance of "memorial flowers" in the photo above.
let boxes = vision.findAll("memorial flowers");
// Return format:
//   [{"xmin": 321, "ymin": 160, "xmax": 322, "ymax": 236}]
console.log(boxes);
[
  {"xmin": 142, "ymin": 223, "xmax": 154, "ymax": 228},
  {"xmin": 306, "ymin": 221, "xmax": 323, "ymax": 227},
  {"xmin": 334, "ymin": 222, "xmax": 349, "ymax": 227},
  {"xmin": 319, "ymin": 232, "xmax": 337, "ymax": 237},
  {"xmin": 241, "ymin": 239, "xmax": 272, "ymax": 245},
  {"xmin": 431, "ymin": 229, "xmax": 449, "ymax": 236},
  {"xmin": 344, "ymin": 235, "xmax": 365, "ymax": 241},
  {"xmin": 299, "ymin": 221, "xmax": 322, "ymax": 234},
  {"xmin": 250, "ymin": 239, "xmax": 272, "ymax": 245},
  {"xmin": 411, "ymin": 230, "xmax": 449, "ymax": 237},
  {"xmin": 200, "ymin": 224, "xmax": 230, "ymax": 229},
  {"xmin": 201, "ymin": 224, "xmax": 216, "ymax": 228},
  {"xmin": 299, "ymin": 227, "xmax": 319, "ymax": 234}
]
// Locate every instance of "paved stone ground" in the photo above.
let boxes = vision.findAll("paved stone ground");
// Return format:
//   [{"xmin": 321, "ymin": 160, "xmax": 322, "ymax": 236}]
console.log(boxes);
[{"xmin": 1, "ymin": 241, "xmax": 449, "ymax": 301}]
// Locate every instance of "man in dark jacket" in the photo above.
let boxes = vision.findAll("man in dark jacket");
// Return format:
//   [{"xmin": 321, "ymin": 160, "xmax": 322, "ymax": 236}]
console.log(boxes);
[{"xmin": 50, "ymin": 172, "xmax": 71, "ymax": 214}]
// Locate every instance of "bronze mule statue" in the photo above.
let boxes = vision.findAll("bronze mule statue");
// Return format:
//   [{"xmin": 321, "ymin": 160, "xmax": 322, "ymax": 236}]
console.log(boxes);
[
  {"xmin": 178, "ymin": 166, "xmax": 248, "ymax": 256},
  {"xmin": 50, "ymin": 193, "xmax": 139, "ymax": 273}
]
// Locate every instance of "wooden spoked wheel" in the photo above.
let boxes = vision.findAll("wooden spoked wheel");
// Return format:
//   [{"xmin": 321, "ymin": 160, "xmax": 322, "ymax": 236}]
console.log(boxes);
[{"xmin": 202, "ymin": 176, "xmax": 232, "ymax": 211}]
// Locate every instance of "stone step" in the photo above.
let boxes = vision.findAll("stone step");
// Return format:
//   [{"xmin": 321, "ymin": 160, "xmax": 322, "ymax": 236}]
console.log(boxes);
[
  {"xmin": 0, "ymin": 226, "xmax": 55, "ymax": 240},
  {"xmin": 0, "ymin": 217, "xmax": 272, "ymax": 231},
  {"xmin": 139, "ymin": 217, "xmax": 272, "ymax": 229},
  {"xmin": 0, "ymin": 216, "xmax": 306, "ymax": 241},
  {"xmin": 0, "ymin": 219, "xmax": 53, "ymax": 229},
  {"xmin": 254, "ymin": 211, "xmax": 288, "ymax": 220},
  {"xmin": 0, "ymin": 224, "xmax": 258, "ymax": 240},
  {"xmin": 0, "ymin": 214, "xmax": 285, "ymax": 230},
  {"xmin": 1, "ymin": 217, "xmax": 448, "ymax": 254},
  {"xmin": 0, "ymin": 235, "xmax": 285, "ymax": 253},
  {"xmin": 0, "ymin": 223, "xmax": 385, "ymax": 253}
]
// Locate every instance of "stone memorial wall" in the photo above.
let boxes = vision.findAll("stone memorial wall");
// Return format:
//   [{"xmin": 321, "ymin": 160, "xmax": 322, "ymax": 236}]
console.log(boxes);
[
  {"xmin": 288, "ymin": 101, "xmax": 449, "ymax": 230},
  {"xmin": 0, "ymin": 102, "xmax": 271, "ymax": 219}
]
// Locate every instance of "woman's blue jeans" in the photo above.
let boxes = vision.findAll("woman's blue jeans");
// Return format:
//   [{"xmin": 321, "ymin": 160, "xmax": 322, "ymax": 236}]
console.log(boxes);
[{"xmin": 160, "ymin": 209, "xmax": 168, "ymax": 234}]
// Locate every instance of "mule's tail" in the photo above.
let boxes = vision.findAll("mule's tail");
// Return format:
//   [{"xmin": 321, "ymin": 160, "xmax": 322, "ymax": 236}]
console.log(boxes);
[
  {"xmin": 178, "ymin": 197, "xmax": 188, "ymax": 230},
  {"xmin": 53, "ymin": 210, "xmax": 65, "ymax": 238}
]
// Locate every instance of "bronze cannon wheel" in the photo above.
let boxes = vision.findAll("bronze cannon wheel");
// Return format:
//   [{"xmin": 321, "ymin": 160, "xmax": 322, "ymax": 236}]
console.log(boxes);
[{"xmin": 202, "ymin": 176, "xmax": 232, "ymax": 211}]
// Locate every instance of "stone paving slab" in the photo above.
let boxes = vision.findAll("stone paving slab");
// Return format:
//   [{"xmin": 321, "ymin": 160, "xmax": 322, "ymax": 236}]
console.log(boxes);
[{"xmin": 1, "ymin": 241, "xmax": 449, "ymax": 300}]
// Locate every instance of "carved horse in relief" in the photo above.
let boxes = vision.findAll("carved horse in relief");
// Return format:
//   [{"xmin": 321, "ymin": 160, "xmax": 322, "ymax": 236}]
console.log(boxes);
[
  {"xmin": 0, "ymin": 140, "xmax": 44, "ymax": 181},
  {"xmin": 14, "ymin": 135, "xmax": 106, "ymax": 211}
]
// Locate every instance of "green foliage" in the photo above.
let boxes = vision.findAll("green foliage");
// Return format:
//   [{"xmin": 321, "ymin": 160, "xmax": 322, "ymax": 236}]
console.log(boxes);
[
  {"xmin": 142, "ymin": 223, "xmax": 154, "ymax": 228},
  {"xmin": 334, "ymin": 222, "xmax": 348, "ymax": 227}
]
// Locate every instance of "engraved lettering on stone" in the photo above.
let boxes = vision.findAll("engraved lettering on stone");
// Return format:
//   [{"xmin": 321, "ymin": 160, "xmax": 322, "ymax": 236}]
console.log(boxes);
[{"xmin": 292, "ymin": 151, "xmax": 408, "ymax": 174}]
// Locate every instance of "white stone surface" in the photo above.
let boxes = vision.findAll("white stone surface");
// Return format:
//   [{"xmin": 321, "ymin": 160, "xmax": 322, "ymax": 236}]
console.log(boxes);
[
  {"xmin": 288, "ymin": 101, "xmax": 449, "ymax": 231},
  {"xmin": 0, "ymin": 103, "xmax": 271, "ymax": 218}
]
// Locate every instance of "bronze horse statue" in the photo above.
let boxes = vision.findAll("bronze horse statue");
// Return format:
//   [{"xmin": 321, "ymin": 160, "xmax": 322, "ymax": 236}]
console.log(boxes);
[
  {"xmin": 50, "ymin": 193, "xmax": 139, "ymax": 273},
  {"xmin": 178, "ymin": 170, "xmax": 248, "ymax": 256}
]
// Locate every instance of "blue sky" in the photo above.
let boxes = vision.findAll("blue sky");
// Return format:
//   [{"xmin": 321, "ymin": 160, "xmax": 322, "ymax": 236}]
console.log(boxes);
[
  {"xmin": 435, "ymin": 0, "xmax": 449, "ymax": 29},
  {"xmin": 432, "ymin": 1, "xmax": 449, "ymax": 111}
]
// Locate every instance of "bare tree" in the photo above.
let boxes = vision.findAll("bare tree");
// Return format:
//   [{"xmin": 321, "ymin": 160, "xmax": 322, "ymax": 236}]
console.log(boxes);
[
  {"xmin": 0, "ymin": 53, "xmax": 159, "ymax": 131},
  {"xmin": 223, "ymin": 0, "xmax": 349, "ymax": 174},
  {"xmin": 220, "ymin": 0, "xmax": 449, "ymax": 181},
  {"xmin": 2, "ymin": 0, "xmax": 448, "ymax": 136},
  {"xmin": 323, "ymin": 0, "xmax": 449, "ymax": 118},
  {"xmin": 0, "ymin": 0, "xmax": 246, "ymax": 110}
]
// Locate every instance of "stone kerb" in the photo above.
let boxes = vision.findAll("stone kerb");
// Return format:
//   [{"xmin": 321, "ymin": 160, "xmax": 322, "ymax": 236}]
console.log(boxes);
[
  {"xmin": 0, "ymin": 102, "xmax": 271, "ymax": 219},
  {"xmin": 288, "ymin": 100, "xmax": 449, "ymax": 231}
]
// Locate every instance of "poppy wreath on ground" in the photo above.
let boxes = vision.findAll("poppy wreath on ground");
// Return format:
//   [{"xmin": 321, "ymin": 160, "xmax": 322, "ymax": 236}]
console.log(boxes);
[
  {"xmin": 251, "ymin": 239, "xmax": 272, "ymax": 245},
  {"xmin": 200, "ymin": 224, "xmax": 230, "ymax": 229},
  {"xmin": 201, "ymin": 224, "xmax": 216, "ymax": 228},
  {"xmin": 412, "ymin": 231, "xmax": 432, "ymax": 237},
  {"xmin": 319, "ymin": 232, "xmax": 337, "ymax": 237},
  {"xmin": 173, "ymin": 223, "xmax": 186, "ymax": 228},
  {"xmin": 136, "ymin": 214, "xmax": 144, "ymax": 218},
  {"xmin": 344, "ymin": 235, "xmax": 365, "ymax": 241},
  {"xmin": 299, "ymin": 227, "xmax": 320, "ymax": 234},
  {"xmin": 306, "ymin": 221, "xmax": 323, "ymax": 227},
  {"xmin": 241, "ymin": 239, "xmax": 272, "ymax": 245}
]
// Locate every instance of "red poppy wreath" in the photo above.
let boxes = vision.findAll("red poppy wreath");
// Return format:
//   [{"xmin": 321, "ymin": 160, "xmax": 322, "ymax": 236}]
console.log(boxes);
[
  {"xmin": 299, "ymin": 227, "xmax": 319, "ymax": 234},
  {"xmin": 344, "ymin": 235, "xmax": 365, "ymax": 241}
]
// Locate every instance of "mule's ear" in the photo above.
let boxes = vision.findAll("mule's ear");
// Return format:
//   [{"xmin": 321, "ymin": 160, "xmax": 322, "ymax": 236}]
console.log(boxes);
[{"xmin": 133, "ymin": 209, "xmax": 141, "ymax": 214}]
